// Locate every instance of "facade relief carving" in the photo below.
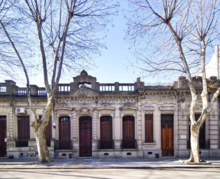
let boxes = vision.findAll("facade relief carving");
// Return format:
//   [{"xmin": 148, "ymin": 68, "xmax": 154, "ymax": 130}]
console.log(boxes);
[
  {"xmin": 54, "ymin": 102, "xmax": 72, "ymax": 111},
  {"xmin": 119, "ymin": 104, "xmax": 138, "ymax": 111},
  {"xmin": 142, "ymin": 105, "xmax": 155, "ymax": 113},
  {"xmin": 75, "ymin": 85, "xmax": 98, "ymax": 97},
  {"xmin": 159, "ymin": 105, "xmax": 176, "ymax": 112},
  {"xmin": 75, "ymin": 107, "xmax": 94, "ymax": 116}
]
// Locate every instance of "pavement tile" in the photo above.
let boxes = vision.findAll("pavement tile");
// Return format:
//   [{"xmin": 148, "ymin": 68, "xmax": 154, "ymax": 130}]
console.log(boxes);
[{"xmin": 0, "ymin": 158, "xmax": 220, "ymax": 169}]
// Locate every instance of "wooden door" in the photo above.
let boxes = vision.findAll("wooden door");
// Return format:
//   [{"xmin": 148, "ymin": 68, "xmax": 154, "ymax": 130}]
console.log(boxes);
[
  {"xmin": 145, "ymin": 114, "xmax": 153, "ymax": 142},
  {"xmin": 18, "ymin": 116, "xmax": 30, "ymax": 147},
  {"xmin": 161, "ymin": 115, "xmax": 173, "ymax": 156},
  {"xmin": 80, "ymin": 116, "xmax": 92, "ymax": 157},
  {"xmin": 0, "ymin": 117, "xmax": 6, "ymax": 157},
  {"xmin": 59, "ymin": 117, "xmax": 70, "ymax": 149},
  {"xmin": 123, "ymin": 116, "xmax": 135, "ymax": 148},
  {"xmin": 100, "ymin": 116, "xmax": 112, "ymax": 149}
]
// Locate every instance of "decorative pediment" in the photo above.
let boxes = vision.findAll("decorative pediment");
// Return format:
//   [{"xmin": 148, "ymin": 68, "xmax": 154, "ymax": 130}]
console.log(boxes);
[
  {"xmin": 54, "ymin": 102, "xmax": 72, "ymax": 111},
  {"xmin": 97, "ymin": 105, "xmax": 115, "ymax": 111},
  {"xmin": 159, "ymin": 105, "xmax": 175, "ymax": 112},
  {"xmin": 119, "ymin": 105, "xmax": 138, "ymax": 111},
  {"xmin": 75, "ymin": 107, "xmax": 94, "ymax": 115},
  {"xmin": 71, "ymin": 85, "xmax": 98, "ymax": 97}
]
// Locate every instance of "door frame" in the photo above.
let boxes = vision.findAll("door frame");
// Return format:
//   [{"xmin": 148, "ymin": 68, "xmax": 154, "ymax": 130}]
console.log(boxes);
[
  {"xmin": 79, "ymin": 116, "xmax": 92, "ymax": 157},
  {"xmin": 161, "ymin": 114, "xmax": 174, "ymax": 156}
]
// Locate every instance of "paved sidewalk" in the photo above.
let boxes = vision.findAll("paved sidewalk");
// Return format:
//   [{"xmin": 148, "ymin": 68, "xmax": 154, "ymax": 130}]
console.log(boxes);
[{"xmin": 0, "ymin": 157, "xmax": 220, "ymax": 169}]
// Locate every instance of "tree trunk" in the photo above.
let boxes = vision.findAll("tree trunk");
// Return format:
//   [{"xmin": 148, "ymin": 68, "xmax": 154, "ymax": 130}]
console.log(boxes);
[
  {"xmin": 33, "ymin": 96, "xmax": 54, "ymax": 163},
  {"xmin": 190, "ymin": 125, "xmax": 200, "ymax": 163},
  {"xmin": 35, "ymin": 126, "xmax": 52, "ymax": 163}
]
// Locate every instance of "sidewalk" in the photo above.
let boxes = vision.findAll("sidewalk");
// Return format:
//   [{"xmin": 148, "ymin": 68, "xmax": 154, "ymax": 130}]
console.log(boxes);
[{"xmin": 0, "ymin": 157, "xmax": 220, "ymax": 169}]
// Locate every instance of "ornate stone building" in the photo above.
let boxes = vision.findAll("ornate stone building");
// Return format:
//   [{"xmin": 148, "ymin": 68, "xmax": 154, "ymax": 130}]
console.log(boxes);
[{"xmin": 0, "ymin": 70, "xmax": 219, "ymax": 159}]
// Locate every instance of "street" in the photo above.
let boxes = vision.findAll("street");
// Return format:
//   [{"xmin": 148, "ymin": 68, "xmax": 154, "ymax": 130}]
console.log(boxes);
[{"xmin": 0, "ymin": 168, "xmax": 219, "ymax": 179}]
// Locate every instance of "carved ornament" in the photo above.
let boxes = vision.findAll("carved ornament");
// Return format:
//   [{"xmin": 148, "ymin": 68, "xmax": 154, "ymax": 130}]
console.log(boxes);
[
  {"xmin": 142, "ymin": 105, "xmax": 155, "ymax": 113},
  {"xmin": 75, "ymin": 107, "xmax": 94, "ymax": 116},
  {"xmin": 75, "ymin": 85, "xmax": 97, "ymax": 97},
  {"xmin": 159, "ymin": 105, "xmax": 176, "ymax": 112},
  {"xmin": 54, "ymin": 102, "xmax": 72, "ymax": 111}
]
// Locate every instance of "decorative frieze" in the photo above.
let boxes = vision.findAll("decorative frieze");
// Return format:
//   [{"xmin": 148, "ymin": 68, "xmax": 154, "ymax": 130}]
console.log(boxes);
[
  {"xmin": 159, "ymin": 105, "xmax": 176, "ymax": 112},
  {"xmin": 142, "ymin": 105, "xmax": 154, "ymax": 113}
]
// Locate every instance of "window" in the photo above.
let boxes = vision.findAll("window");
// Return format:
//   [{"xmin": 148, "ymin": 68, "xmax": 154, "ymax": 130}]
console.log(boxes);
[
  {"xmin": 145, "ymin": 114, "xmax": 153, "ymax": 143},
  {"xmin": 100, "ymin": 116, "xmax": 112, "ymax": 149},
  {"xmin": 123, "ymin": 116, "xmax": 135, "ymax": 148},
  {"xmin": 59, "ymin": 117, "xmax": 70, "ymax": 149}
]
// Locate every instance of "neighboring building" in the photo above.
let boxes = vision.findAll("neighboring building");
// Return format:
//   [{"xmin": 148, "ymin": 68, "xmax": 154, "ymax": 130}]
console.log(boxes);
[
  {"xmin": 0, "ymin": 70, "xmax": 219, "ymax": 159},
  {"xmin": 197, "ymin": 45, "xmax": 220, "ymax": 79}
]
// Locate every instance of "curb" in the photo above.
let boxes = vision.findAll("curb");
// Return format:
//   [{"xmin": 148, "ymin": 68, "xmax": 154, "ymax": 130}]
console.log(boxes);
[{"xmin": 1, "ymin": 166, "xmax": 220, "ymax": 169}]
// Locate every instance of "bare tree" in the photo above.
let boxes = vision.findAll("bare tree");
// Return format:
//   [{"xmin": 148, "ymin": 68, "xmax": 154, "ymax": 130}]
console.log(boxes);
[
  {"xmin": 126, "ymin": 0, "xmax": 220, "ymax": 163},
  {"xmin": 0, "ymin": 0, "xmax": 117, "ymax": 163}
]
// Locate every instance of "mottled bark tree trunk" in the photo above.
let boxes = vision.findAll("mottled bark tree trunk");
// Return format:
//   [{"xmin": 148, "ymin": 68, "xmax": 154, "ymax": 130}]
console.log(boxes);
[
  {"xmin": 190, "ymin": 125, "xmax": 200, "ymax": 163},
  {"xmin": 32, "ymin": 96, "xmax": 54, "ymax": 163}
]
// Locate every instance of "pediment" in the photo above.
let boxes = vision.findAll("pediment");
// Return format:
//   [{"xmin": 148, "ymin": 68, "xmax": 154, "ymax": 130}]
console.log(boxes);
[
  {"xmin": 75, "ymin": 106, "xmax": 94, "ymax": 115},
  {"xmin": 120, "ymin": 106, "xmax": 138, "ymax": 111},
  {"xmin": 71, "ymin": 85, "xmax": 99, "ymax": 97},
  {"xmin": 97, "ymin": 105, "xmax": 115, "ymax": 111},
  {"xmin": 54, "ymin": 102, "xmax": 72, "ymax": 111}
]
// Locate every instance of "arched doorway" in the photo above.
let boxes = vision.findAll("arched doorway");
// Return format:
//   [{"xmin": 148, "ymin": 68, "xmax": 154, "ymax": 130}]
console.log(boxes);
[
  {"xmin": 79, "ymin": 116, "xmax": 92, "ymax": 157},
  {"xmin": 59, "ymin": 117, "xmax": 70, "ymax": 149}
]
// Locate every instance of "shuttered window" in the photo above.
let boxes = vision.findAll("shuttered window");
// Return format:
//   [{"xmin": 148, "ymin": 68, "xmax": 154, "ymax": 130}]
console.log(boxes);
[
  {"xmin": 100, "ymin": 116, "xmax": 112, "ymax": 149},
  {"xmin": 145, "ymin": 114, "xmax": 153, "ymax": 143},
  {"xmin": 17, "ymin": 116, "xmax": 30, "ymax": 147}
]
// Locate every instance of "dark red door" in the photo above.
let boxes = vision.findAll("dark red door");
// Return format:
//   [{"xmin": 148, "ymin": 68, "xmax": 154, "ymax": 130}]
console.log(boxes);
[
  {"xmin": 0, "ymin": 116, "xmax": 6, "ymax": 157},
  {"xmin": 123, "ymin": 116, "xmax": 135, "ymax": 148},
  {"xmin": 161, "ymin": 114, "xmax": 173, "ymax": 156},
  {"xmin": 100, "ymin": 116, "xmax": 112, "ymax": 149},
  {"xmin": 80, "ymin": 116, "xmax": 92, "ymax": 157},
  {"xmin": 17, "ymin": 116, "xmax": 30, "ymax": 147},
  {"xmin": 59, "ymin": 117, "xmax": 70, "ymax": 149}
]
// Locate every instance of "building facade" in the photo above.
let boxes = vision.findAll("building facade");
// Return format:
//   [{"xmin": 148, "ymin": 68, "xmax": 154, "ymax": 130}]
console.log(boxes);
[{"xmin": 0, "ymin": 70, "xmax": 219, "ymax": 159}]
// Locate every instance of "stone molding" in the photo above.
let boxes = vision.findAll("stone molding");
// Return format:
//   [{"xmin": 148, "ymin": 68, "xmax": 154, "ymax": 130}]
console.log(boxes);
[
  {"xmin": 75, "ymin": 107, "xmax": 94, "ymax": 116},
  {"xmin": 159, "ymin": 105, "xmax": 176, "ymax": 112},
  {"xmin": 54, "ymin": 102, "xmax": 72, "ymax": 111}
]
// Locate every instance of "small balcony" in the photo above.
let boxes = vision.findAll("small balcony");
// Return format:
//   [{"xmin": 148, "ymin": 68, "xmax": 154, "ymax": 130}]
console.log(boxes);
[
  {"xmin": 54, "ymin": 140, "xmax": 73, "ymax": 150},
  {"xmin": 98, "ymin": 140, "xmax": 114, "ymax": 149},
  {"xmin": 16, "ymin": 140, "xmax": 29, "ymax": 147},
  {"xmin": 121, "ymin": 140, "xmax": 137, "ymax": 149}
]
